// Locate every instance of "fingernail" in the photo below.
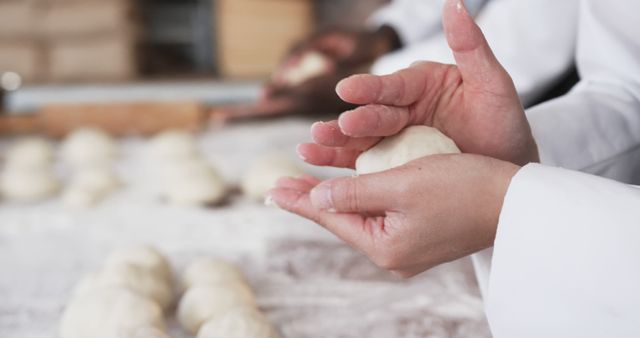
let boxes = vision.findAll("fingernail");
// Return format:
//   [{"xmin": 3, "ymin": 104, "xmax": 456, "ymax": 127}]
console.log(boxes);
[
  {"xmin": 310, "ymin": 121, "xmax": 324, "ymax": 133},
  {"xmin": 310, "ymin": 183, "xmax": 334, "ymax": 211},
  {"xmin": 296, "ymin": 144, "xmax": 307, "ymax": 161},
  {"xmin": 456, "ymin": 0, "xmax": 468, "ymax": 15}
]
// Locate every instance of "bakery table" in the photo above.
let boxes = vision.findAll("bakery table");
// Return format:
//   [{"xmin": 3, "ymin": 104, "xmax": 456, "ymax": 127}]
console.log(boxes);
[{"xmin": 0, "ymin": 117, "xmax": 491, "ymax": 338}]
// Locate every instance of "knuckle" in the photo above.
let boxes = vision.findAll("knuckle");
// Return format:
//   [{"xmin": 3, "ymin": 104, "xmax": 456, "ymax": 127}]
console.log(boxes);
[{"xmin": 371, "ymin": 246, "xmax": 402, "ymax": 271}]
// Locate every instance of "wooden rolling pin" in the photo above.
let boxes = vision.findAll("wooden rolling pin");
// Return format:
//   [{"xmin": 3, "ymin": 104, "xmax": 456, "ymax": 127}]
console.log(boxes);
[{"xmin": 0, "ymin": 101, "xmax": 209, "ymax": 137}]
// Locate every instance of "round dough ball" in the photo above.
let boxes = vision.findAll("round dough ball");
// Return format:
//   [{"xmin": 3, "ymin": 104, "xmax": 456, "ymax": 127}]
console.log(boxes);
[
  {"xmin": 104, "ymin": 246, "xmax": 172, "ymax": 282},
  {"xmin": 182, "ymin": 258, "xmax": 248, "ymax": 290},
  {"xmin": 62, "ymin": 167, "xmax": 121, "ymax": 209},
  {"xmin": 148, "ymin": 130, "xmax": 199, "ymax": 161},
  {"xmin": 73, "ymin": 264, "xmax": 173, "ymax": 311},
  {"xmin": 197, "ymin": 307, "xmax": 280, "ymax": 338},
  {"xmin": 60, "ymin": 287, "xmax": 165, "ymax": 338},
  {"xmin": 0, "ymin": 167, "xmax": 59, "ymax": 202},
  {"xmin": 242, "ymin": 154, "xmax": 304, "ymax": 200},
  {"xmin": 61, "ymin": 128, "xmax": 118, "ymax": 170},
  {"xmin": 355, "ymin": 126, "xmax": 461, "ymax": 175},
  {"xmin": 163, "ymin": 158, "xmax": 227, "ymax": 206},
  {"xmin": 4, "ymin": 137, "xmax": 55, "ymax": 169},
  {"xmin": 177, "ymin": 285, "xmax": 256, "ymax": 334}
]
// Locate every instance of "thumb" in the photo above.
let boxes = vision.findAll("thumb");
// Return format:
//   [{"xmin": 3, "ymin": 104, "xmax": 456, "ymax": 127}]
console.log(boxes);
[
  {"xmin": 442, "ymin": 0, "xmax": 514, "ymax": 93},
  {"xmin": 309, "ymin": 173, "xmax": 399, "ymax": 214}
]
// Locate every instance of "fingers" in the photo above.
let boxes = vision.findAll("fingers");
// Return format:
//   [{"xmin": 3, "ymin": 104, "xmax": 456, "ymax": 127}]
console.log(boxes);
[
  {"xmin": 309, "ymin": 173, "xmax": 399, "ymax": 214},
  {"xmin": 297, "ymin": 143, "xmax": 361, "ymax": 169},
  {"xmin": 335, "ymin": 62, "xmax": 438, "ymax": 106},
  {"xmin": 338, "ymin": 105, "xmax": 411, "ymax": 137},
  {"xmin": 442, "ymin": 0, "xmax": 513, "ymax": 93},
  {"xmin": 310, "ymin": 120, "xmax": 380, "ymax": 149},
  {"xmin": 268, "ymin": 184, "xmax": 376, "ymax": 250}
]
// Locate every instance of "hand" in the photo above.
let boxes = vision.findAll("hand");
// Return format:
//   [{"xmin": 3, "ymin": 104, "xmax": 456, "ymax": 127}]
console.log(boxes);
[
  {"xmin": 216, "ymin": 27, "xmax": 402, "ymax": 121},
  {"xmin": 269, "ymin": 154, "xmax": 521, "ymax": 277},
  {"xmin": 299, "ymin": 0, "xmax": 539, "ymax": 167}
]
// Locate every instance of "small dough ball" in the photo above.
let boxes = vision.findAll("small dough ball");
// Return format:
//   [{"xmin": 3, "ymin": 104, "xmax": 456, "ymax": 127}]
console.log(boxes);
[
  {"xmin": 0, "ymin": 167, "xmax": 59, "ymax": 202},
  {"xmin": 163, "ymin": 158, "xmax": 227, "ymax": 206},
  {"xmin": 356, "ymin": 126, "xmax": 461, "ymax": 175},
  {"xmin": 60, "ymin": 287, "xmax": 165, "ymax": 338},
  {"xmin": 281, "ymin": 51, "xmax": 331, "ymax": 86},
  {"xmin": 242, "ymin": 154, "xmax": 304, "ymax": 200},
  {"xmin": 62, "ymin": 167, "xmax": 121, "ymax": 209},
  {"xmin": 148, "ymin": 130, "xmax": 199, "ymax": 161},
  {"xmin": 4, "ymin": 137, "xmax": 55, "ymax": 168},
  {"xmin": 177, "ymin": 285, "xmax": 256, "ymax": 334},
  {"xmin": 73, "ymin": 264, "xmax": 173, "ymax": 311},
  {"xmin": 182, "ymin": 258, "xmax": 247, "ymax": 290},
  {"xmin": 197, "ymin": 307, "xmax": 280, "ymax": 338},
  {"xmin": 104, "ymin": 246, "xmax": 172, "ymax": 282},
  {"xmin": 61, "ymin": 128, "xmax": 118, "ymax": 169}
]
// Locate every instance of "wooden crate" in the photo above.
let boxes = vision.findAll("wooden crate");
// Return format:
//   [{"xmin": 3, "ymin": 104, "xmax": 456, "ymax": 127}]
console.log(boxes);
[
  {"xmin": 0, "ymin": 1, "xmax": 39, "ymax": 38},
  {"xmin": 39, "ymin": 0, "xmax": 137, "ymax": 38},
  {"xmin": 0, "ymin": 41, "xmax": 45, "ymax": 82},
  {"xmin": 216, "ymin": 0, "xmax": 314, "ymax": 78},
  {"xmin": 48, "ymin": 34, "xmax": 137, "ymax": 82}
]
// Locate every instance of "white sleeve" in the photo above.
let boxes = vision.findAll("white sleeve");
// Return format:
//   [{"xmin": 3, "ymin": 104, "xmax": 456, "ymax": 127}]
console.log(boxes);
[
  {"xmin": 371, "ymin": 0, "xmax": 579, "ymax": 107},
  {"xmin": 486, "ymin": 164, "xmax": 640, "ymax": 338},
  {"xmin": 527, "ymin": 0, "xmax": 640, "ymax": 183},
  {"xmin": 368, "ymin": 0, "xmax": 487, "ymax": 46}
]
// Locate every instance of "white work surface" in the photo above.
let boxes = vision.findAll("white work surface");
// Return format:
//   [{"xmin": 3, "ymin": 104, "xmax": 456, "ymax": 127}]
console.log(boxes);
[{"xmin": 0, "ymin": 117, "xmax": 491, "ymax": 338}]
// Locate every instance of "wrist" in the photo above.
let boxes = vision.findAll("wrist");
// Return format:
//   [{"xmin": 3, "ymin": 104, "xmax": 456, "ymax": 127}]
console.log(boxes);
[{"xmin": 484, "ymin": 160, "xmax": 521, "ymax": 247}]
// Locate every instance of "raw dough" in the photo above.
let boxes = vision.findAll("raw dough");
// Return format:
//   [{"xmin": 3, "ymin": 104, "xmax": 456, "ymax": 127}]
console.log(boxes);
[
  {"xmin": 182, "ymin": 258, "xmax": 247, "ymax": 290},
  {"xmin": 59, "ymin": 287, "xmax": 165, "ymax": 338},
  {"xmin": 73, "ymin": 264, "xmax": 173, "ymax": 311},
  {"xmin": 242, "ymin": 153, "xmax": 304, "ymax": 200},
  {"xmin": 356, "ymin": 126, "xmax": 461, "ymax": 175},
  {"xmin": 61, "ymin": 128, "xmax": 118, "ymax": 170},
  {"xmin": 197, "ymin": 307, "xmax": 280, "ymax": 338},
  {"xmin": 148, "ymin": 130, "xmax": 199, "ymax": 161},
  {"xmin": 0, "ymin": 166, "xmax": 60, "ymax": 202},
  {"xmin": 162, "ymin": 158, "xmax": 227, "ymax": 206},
  {"xmin": 177, "ymin": 285, "xmax": 257, "ymax": 334},
  {"xmin": 280, "ymin": 51, "xmax": 331, "ymax": 86},
  {"xmin": 4, "ymin": 137, "xmax": 55, "ymax": 169},
  {"xmin": 132, "ymin": 326, "xmax": 172, "ymax": 338},
  {"xmin": 62, "ymin": 167, "xmax": 121, "ymax": 209},
  {"xmin": 104, "ymin": 246, "xmax": 172, "ymax": 282}
]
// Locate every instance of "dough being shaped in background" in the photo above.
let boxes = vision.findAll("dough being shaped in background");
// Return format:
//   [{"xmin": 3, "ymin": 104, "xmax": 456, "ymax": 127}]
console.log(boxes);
[
  {"xmin": 59, "ymin": 287, "xmax": 165, "ymax": 338},
  {"xmin": 177, "ymin": 285, "xmax": 257, "ymax": 334},
  {"xmin": 162, "ymin": 158, "xmax": 227, "ymax": 206},
  {"xmin": 4, "ymin": 137, "xmax": 55, "ymax": 169},
  {"xmin": 280, "ymin": 51, "xmax": 332, "ymax": 86},
  {"xmin": 242, "ymin": 153, "xmax": 304, "ymax": 200},
  {"xmin": 197, "ymin": 307, "xmax": 280, "ymax": 338},
  {"xmin": 182, "ymin": 258, "xmax": 247, "ymax": 290},
  {"xmin": 62, "ymin": 167, "xmax": 121, "ymax": 209},
  {"xmin": 0, "ymin": 166, "xmax": 60, "ymax": 202},
  {"xmin": 73, "ymin": 264, "xmax": 173, "ymax": 311},
  {"xmin": 356, "ymin": 126, "xmax": 461, "ymax": 175},
  {"xmin": 147, "ymin": 130, "xmax": 199, "ymax": 162},
  {"xmin": 61, "ymin": 128, "xmax": 118, "ymax": 170},
  {"xmin": 104, "ymin": 246, "xmax": 172, "ymax": 282}
]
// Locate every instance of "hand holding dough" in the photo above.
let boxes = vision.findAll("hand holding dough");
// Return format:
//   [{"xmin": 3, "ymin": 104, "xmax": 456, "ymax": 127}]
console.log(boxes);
[{"xmin": 356, "ymin": 126, "xmax": 461, "ymax": 175}]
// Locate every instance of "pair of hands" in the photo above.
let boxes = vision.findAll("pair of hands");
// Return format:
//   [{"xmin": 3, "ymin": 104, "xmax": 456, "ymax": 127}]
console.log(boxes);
[{"xmin": 268, "ymin": 0, "xmax": 539, "ymax": 277}]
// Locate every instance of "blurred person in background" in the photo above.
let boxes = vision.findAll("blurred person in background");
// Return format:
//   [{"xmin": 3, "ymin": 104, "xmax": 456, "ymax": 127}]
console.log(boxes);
[
  {"xmin": 269, "ymin": 0, "xmax": 640, "ymax": 336},
  {"xmin": 220, "ymin": 0, "xmax": 579, "ymax": 119}
]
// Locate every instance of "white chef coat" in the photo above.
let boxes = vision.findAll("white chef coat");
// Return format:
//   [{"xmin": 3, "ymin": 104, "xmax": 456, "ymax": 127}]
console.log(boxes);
[
  {"xmin": 489, "ymin": 164, "xmax": 640, "ymax": 337},
  {"xmin": 370, "ymin": 0, "xmax": 579, "ymax": 106},
  {"xmin": 472, "ymin": 0, "xmax": 640, "ymax": 336}
]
